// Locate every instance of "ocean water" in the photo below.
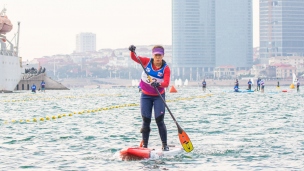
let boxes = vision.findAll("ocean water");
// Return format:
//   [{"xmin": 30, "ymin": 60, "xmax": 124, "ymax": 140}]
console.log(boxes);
[{"xmin": 0, "ymin": 86, "xmax": 303, "ymax": 171}]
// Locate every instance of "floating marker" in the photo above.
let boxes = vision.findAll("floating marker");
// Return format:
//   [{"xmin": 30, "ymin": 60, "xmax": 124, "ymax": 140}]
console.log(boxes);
[{"xmin": 169, "ymin": 86, "xmax": 178, "ymax": 93}]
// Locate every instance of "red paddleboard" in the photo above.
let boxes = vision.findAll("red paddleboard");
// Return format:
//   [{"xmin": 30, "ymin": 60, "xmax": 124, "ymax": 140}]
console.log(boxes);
[{"xmin": 120, "ymin": 146, "xmax": 183, "ymax": 161}]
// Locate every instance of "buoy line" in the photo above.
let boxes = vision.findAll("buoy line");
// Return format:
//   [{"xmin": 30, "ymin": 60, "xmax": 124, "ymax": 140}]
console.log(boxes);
[{"xmin": 2, "ymin": 94, "xmax": 213, "ymax": 124}]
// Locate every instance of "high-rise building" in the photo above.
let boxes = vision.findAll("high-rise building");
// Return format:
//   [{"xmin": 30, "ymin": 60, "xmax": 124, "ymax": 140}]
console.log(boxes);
[
  {"xmin": 76, "ymin": 32, "xmax": 96, "ymax": 53},
  {"xmin": 172, "ymin": 0, "xmax": 252, "ymax": 80},
  {"xmin": 259, "ymin": 0, "xmax": 304, "ymax": 63}
]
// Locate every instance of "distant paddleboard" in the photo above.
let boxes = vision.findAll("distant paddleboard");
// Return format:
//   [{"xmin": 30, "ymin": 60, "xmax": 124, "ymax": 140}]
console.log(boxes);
[
  {"xmin": 267, "ymin": 92, "xmax": 279, "ymax": 94},
  {"xmin": 120, "ymin": 145, "xmax": 182, "ymax": 160},
  {"xmin": 227, "ymin": 89, "xmax": 254, "ymax": 93},
  {"xmin": 242, "ymin": 90, "xmax": 254, "ymax": 93}
]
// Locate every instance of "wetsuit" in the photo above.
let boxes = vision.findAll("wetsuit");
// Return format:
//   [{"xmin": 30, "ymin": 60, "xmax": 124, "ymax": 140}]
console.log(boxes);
[
  {"xmin": 234, "ymin": 80, "xmax": 239, "ymax": 92},
  {"xmin": 297, "ymin": 80, "xmax": 300, "ymax": 92},
  {"xmin": 234, "ymin": 85, "xmax": 239, "ymax": 92},
  {"xmin": 41, "ymin": 81, "xmax": 46, "ymax": 92},
  {"xmin": 260, "ymin": 80, "xmax": 265, "ymax": 92},
  {"xmin": 31, "ymin": 85, "xmax": 36, "ymax": 93},
  {"xmin": 202, "ymin": 81, "xmax": 206, "ymax": 92},
  {"xmin": 257, "ymin": 79, "xmax": 261, "ymax": 91},
  {"xmin": 248, "ymin": 80, "xmax": 252, "ymax": 90},
  {"xmin": 130, "ymin": 52, "xmax": 170, "ymax": 148}
]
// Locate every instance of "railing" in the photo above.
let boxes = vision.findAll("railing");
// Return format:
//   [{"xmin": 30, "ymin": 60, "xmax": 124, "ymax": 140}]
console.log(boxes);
[
  {"xmin": 0, "ymin": 50, "xmax": 16, "ymax": 56},
  {"xmin": 1, "ymin": 34, "xmax": 15, "ymax": 56},
  {"xmin": 19, "ymin": 57, "xmax": 22, "ymax": 67},
  {"xmin": 22, "ymin": 67, "xmax": 46, "ymax": 80}
]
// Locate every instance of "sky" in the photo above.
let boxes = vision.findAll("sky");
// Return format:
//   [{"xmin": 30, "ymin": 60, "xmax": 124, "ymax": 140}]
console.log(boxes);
[{"xmin": 2, "ymin": 0, "xmax": 259, "ymax": 61}]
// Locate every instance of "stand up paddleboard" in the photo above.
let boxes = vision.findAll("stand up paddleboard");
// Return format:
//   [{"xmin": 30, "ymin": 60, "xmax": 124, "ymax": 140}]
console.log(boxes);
[
  {"xmin": 227, "ymin": 89, "xmax": 254, "ymax": 93},
  {"xmin": 120, "ymin": 145, "xmax": 183, "ymax": 160}
]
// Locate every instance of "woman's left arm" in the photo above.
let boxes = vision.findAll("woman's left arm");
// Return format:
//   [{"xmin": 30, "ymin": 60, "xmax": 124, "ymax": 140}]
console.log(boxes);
[{"xmin": 160, "ymin": 66, "xmax": 171, "ymax": 88}]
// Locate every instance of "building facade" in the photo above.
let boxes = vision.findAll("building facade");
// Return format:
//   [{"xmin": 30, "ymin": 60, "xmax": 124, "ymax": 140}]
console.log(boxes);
[
  {"xmin": 213, "ymin": 65, "xmax": 236, "ymax": 79},
  {"xmin": 276, "ymin": 65, "xmax": 296, "ymax": 79},
  {"xmin": 172, "ymin": 0, "xmax": 252, "ymax": 80},
  {"xmin": 76, "ymin": 32, "xmax": 96, "ymax": 53},
  {"xmin": 259, "ymin": 0, "xmax": 304, "ymax": 63},
  {"xmin": 269, "ymin": 56, "xmax": 304, "ymax": 67}
]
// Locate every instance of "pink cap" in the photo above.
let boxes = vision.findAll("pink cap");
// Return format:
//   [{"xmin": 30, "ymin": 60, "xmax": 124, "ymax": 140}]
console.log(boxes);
[{"xmin": 152, "ymin": 48, "xmax": 164, "ymax": 55}]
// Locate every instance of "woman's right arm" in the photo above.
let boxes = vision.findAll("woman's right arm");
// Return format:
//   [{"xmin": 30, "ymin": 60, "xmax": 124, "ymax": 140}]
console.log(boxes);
[{"xmin": 130, "ymin": 52, "xmax": 150, "ymax": 67}]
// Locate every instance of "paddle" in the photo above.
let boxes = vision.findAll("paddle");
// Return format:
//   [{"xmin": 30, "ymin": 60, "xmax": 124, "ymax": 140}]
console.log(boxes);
[
  {"xmin": 133, "ymin": 52, "xmax": 194, "ymax": 153},
  {"xmin": 206, "ymin": 88, "xmax": 211, "ymax": 93}
]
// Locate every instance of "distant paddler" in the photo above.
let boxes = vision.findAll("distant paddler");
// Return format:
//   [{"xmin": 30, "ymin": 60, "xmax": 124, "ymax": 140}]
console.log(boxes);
[
  {"xmin": 297, "ymin": 79, "xmax": 300, "ymax": 92},
  {"xmin": 247, "ymin": 79, "xmax": 252, "ymax": 91},
  {"xmin": 138, "ymin": 85, "xmax": 142, "ymax": 92},
  {"xmin": 234, "ymin": 79, "xmax": 239, "ymax": 92},
  {"xmin": 202, "ymin": 79, "xmax": 206, "ymax": 92},
  {"xmin": 256, "ymin": 78, "xmax": 261, "ymax": 91},
  {"xmin": 260, "ymin": 80, "xmax": 265, "ymax": 93},
  {"xmin": 31, "ymin": 84, "xmax": 36, "ymax": 93},
  {"xmin": 277, "ymin": 79, "xmax": 280, "ymax": 89},
  {"xmin": 41, "ymin": 80, "xmax": 46, "ymax": 92}
]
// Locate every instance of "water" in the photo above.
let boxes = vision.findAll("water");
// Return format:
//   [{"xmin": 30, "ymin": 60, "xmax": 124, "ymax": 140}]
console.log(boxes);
[{"xmin": 0, "ymin": 87, "xmax": 303, "ymax": 170}]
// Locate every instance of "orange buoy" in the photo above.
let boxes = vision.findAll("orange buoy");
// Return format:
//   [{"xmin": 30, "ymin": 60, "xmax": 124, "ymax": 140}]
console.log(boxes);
[
  {"xmin": 169, "ymin": 86, "xmax": 177, "ymax": 93},
  {"xmin": 282, "ymin": 90, "xmax": 287, "ymax": 92}
]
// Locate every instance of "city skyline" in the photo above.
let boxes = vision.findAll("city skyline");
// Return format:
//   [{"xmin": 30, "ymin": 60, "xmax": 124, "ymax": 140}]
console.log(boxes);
[{"xmin": 2, "ymin": 0, "xmax": 259, "ymax": 61}]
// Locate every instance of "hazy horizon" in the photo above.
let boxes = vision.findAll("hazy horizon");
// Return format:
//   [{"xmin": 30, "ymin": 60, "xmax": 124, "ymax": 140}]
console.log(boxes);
[{"xmin": 2, "ymin": 0, "xmax": 259, "ymax": 61}]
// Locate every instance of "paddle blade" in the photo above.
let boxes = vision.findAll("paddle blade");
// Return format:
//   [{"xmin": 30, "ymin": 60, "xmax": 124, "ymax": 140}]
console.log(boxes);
[
  {"xmin": 178, "ymin": 130, "xmax": 194, "ymax": 153},
  {"xmin": 176, "ymin": 123, "xmax": 194, "ymax": 152}
]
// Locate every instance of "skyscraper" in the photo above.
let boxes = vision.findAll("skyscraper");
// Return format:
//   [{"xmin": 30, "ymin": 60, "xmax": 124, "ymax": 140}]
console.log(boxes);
[
  {"xmin": 259, "ymin": 0, "xmax": 304, "ymax": 63},
  {"xmin": 76, "ymin": 32, "xmax": 96, "ymax": 53},
  {"xmin": 172, "ymin": 0, "xmax": 252, "ymax": 80}
]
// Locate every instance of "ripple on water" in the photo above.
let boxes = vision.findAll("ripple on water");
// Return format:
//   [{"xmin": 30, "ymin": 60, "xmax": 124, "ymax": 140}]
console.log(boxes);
[{"xmin": 0, "ymin": 87, "xmax": 304, "ymax": 170}]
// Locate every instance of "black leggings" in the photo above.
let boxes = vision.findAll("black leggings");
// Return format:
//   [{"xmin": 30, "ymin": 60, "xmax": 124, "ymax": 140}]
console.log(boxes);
[{"xmin": 141, "ymin": 115, "xmax": 167, "ymax": 148}]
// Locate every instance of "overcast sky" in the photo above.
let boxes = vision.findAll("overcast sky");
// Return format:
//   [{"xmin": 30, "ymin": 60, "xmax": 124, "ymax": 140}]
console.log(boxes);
[{"xmin": 2, "ymin": 0, "xmax": 259, "ymax": 61}]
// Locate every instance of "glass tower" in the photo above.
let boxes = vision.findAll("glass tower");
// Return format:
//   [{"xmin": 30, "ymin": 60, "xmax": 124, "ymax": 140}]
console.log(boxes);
[
  {"xmin": 215, "ymin": 0, "xmax": 253, "ymax": 70},
  {"xmin": 172, "ymin": 0, "xmax": 253, "ymax": 80},
  {"xmin": 260, "ymin": 0, "xmax": 304, "ymax": 63}
]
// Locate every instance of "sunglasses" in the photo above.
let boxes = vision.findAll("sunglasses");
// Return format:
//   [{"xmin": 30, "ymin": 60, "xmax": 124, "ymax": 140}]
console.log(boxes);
[{"xmin": 154, "ymin": 54, "xmax": 163, "ymax": 58}]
